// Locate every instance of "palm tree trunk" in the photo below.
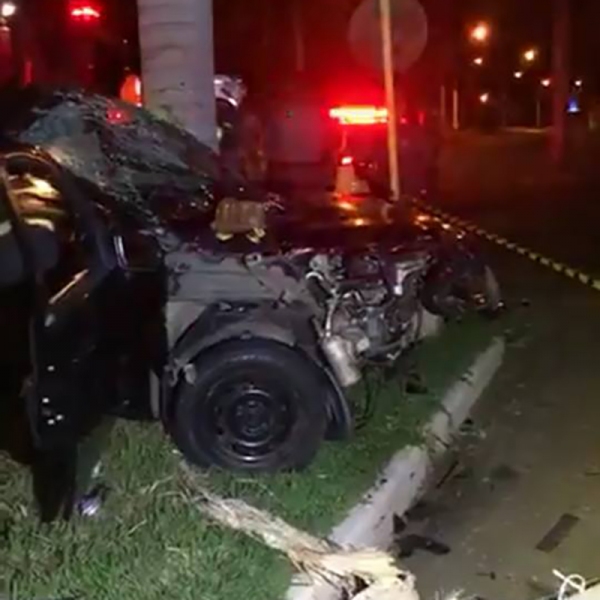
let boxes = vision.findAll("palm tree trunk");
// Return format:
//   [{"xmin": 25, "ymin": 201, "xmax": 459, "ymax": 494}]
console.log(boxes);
[{"xmin": 137, "ymin": 0, "xmax": 217, "ymax": 149}]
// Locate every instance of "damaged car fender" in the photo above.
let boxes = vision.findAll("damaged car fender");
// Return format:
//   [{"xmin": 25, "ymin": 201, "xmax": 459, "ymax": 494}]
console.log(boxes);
[
  {"xmin": 410, "ymin": 213, "xmax": 502, "ymax": 318},
  {"xmin": 160, "ymin": 301, "xmax": 354, "ymax": 442}
]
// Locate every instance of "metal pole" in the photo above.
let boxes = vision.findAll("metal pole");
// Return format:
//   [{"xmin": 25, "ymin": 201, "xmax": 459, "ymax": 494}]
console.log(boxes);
[
  {"xmin": 551, "ymin": 0, "xmax": 569, "ymax": 164},
  {"xmin": 536, "ymin": 94, "xmax": 542, "ymax": 128},
  {"xmin": 379, "ymin": 0, "xmax": 401, "ymax": 201},
  {"xmin": 452, "ymin": 87, "xmax": 459, "ymax": 130},
  {"xmin": 440, "ymin": 84, "xmax": 447, "ymax": 130}
]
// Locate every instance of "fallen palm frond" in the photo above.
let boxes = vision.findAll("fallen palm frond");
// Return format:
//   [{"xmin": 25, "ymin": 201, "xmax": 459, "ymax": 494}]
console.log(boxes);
[{"xmin": 180, "ymin": 463, "xmax": 420, "ymax": 600}]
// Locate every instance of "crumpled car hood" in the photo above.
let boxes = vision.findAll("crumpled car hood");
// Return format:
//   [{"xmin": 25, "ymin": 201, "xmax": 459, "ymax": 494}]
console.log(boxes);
[
  {"xmin": 1, "ymin": 87, "xmax": 222, "ymax": 251},
  {"xmin": 0, "ymin": 87, "xmax": 450, "ymax": 256}
]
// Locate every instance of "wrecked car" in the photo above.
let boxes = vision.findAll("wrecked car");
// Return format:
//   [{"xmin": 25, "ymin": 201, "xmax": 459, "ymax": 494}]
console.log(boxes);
[{"xmin": 0, "ymin": 88, "xmax": 501, "ymax": 520}]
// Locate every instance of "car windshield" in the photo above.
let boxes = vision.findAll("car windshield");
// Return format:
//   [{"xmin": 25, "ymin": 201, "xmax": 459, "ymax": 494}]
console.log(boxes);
[{"xmin": 0, "ymin": 87, "xmax": 222, "ymax": 249}]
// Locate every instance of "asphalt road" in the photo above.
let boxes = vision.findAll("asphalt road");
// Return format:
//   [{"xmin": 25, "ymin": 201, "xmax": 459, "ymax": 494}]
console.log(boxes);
[
  {"xmin": 402, "ymin": 130, "xmax": 600, "ymax": 600},
  {"xmin": 436, "ymin": 129, "xmax": 600, "ymax": 278}
]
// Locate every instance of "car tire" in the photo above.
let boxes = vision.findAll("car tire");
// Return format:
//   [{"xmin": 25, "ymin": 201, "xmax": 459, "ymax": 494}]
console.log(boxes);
[
  {"xmin": 169, "ymin": 339, "xmax": 328, "ymax": 473},
  {"xmin": 422, "ymin": 256, "xmax": 503, "ymax": 319}
]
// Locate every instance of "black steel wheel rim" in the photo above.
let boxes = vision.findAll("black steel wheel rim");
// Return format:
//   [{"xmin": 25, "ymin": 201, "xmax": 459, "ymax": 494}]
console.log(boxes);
[{"xmin": 202, "ymin": 369, "xmax": 297, "ymax": 465}]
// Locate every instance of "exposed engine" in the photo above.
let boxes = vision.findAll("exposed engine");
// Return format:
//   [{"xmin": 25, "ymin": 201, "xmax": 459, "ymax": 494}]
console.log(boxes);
[{"xmin": 303, "ymin": 250, "xmax": 430, "ymax": 387}]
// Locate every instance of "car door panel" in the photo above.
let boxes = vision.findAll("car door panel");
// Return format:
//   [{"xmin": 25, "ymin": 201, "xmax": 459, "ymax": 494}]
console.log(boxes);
[
  {"xmin": 0, "ymin": 154, "xmax": 125, "ymax": 520},
  {"xmin": 27, "ymin": 270, "xmax": 114, "ymax": 451}
]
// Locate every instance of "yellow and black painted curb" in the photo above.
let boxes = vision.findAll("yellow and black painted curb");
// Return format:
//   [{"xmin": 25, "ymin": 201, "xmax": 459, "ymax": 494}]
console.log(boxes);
[{"xmin": 412, "ymin": 199, "xmax": 600, "ymax": 293}]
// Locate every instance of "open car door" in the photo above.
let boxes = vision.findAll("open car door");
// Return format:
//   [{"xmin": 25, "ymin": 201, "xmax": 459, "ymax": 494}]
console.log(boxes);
[
  {"xmin": 0, "ymin": 170, "xmax": 36, "ymax": 466},
  {"xmin": 0, "ymin": 151, "xmax": 127, "ymax": 521}
]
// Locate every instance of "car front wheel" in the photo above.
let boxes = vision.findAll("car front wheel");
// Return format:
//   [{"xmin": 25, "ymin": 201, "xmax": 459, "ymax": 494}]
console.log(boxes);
[{"xmin": 169, "ymin": 339, "xmax": 329, "ymax": 473}]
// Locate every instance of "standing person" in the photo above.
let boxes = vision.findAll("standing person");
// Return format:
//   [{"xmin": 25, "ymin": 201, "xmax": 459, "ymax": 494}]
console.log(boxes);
[
  {"xmin": 236, "ymin": 86, "xmax": 269, "ymax": 185},
  {"xmin": 215, "ymin": 75, "xmax": 247, "ymax": 178}
]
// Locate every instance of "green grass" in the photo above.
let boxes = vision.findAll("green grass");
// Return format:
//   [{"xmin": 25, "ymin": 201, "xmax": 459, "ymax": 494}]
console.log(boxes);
[{"xmin": 1, "ymin": 317, "xmax": 503, "ymax": 600}]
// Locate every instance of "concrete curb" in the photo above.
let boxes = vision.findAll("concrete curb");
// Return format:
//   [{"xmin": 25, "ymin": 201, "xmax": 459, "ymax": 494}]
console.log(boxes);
[{"xmin": 287, "ymin": 337, "xmax": 505, "ymax": 600}]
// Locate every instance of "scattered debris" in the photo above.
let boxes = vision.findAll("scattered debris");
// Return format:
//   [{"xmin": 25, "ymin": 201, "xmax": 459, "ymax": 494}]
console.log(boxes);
[
  {"xmin": 459, "ymin": 418, "xmax": 475, "ymax": 433},
  {"xmin": 77, "ymin": 483, "xmax": 110, "ymax": 518},
  {"xmin": 394, "ymin": 534, "xmax": 451, "ymax": 559},
  {"xmin": 536, "ymin": 513, "xmax": 580, "ymax": 553},
  {"xmin": 393, "ymin": 513, "xmax": 408, "ymax": 535},
  {"xmin": 459, "ymin": 373, "xmax": 474, "ymax": 385},
  {"xmin": 180, "ymin": 463, "xmax": 421, "ymax": 600},
  {"xmin": 458, "ymin": 419, "xmax": 487, "ymax": 441},
  {"xmin": 476, "ymin": 571, "xmax": 497, "ymax": 581},
  {"xmin": 435, "ymin": 459, "xmax": 463, "ymax": 489}
]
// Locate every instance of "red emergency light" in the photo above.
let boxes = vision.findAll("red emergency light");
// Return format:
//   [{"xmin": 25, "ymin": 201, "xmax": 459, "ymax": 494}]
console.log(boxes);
[
  {"xmin": 329, "ymin": 105, "xmax": 388, "ymax": 126},
  {"xmin": 120, "ymin": 74, "xmax": 143, "ymax": 106},
  {"xmin": 69, "ymin": 2, "xmax": 102, "ymax": 22}
]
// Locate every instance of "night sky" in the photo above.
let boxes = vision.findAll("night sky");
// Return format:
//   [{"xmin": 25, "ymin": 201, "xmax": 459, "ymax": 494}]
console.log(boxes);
[
  {"xmin": 16, "ymin": 0, "xmax": 600, "ymax": 97},
  {"xmin": 208, "ymin": 0, "xmax": 598, "ymax": 96}
]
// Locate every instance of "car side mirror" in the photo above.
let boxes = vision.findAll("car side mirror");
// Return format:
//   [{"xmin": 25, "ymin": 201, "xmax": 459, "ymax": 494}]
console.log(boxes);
[{"xmin": 113, "ymin": 230, "xmax": 163, "ymax": 272}]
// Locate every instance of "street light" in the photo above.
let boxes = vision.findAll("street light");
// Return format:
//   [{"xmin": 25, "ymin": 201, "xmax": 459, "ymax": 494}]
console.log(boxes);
[
  {"xmin": 470, "ymin": 22, "xmax": 490, "ymax": 44},
  {"xmin": 514, "ymin": 71, "xmax": 523, "ymax": 79},
  {"xmin": 479, "ymin": 92, "xmax": 490, "ymax": 104},
  {"xmin": 574, "ymin": 79, "xmax": 583, "ymax": 88},
  {"xmin": 0, "ymin": 2, "xmax": 17, "ymax": 18},
  {"xmin": 523, "ymin": 48, "xmax": 538, "ymax": 63},
  {"xmin": 472, "ymin": 56, "xmax": 484, "ymax": 66},
  {"xmin": 541, "ymin": 78, "xmax": 551, "ymax": 88}
]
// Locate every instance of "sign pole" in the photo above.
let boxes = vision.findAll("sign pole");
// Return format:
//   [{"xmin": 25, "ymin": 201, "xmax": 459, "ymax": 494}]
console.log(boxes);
[
  {"xmin": 379, "ymin": 0, "xmax": 401, "ymax": 201},
  {"xmin": 440, "ymin": 84, "xmax": 447, "ymax": 129},
  {"xmin": 452, "ymin": 87, "xmax": 459, "ymax": 130}
]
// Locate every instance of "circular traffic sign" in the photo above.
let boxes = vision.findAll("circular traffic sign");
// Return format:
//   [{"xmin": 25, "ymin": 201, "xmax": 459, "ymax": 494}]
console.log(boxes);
[{"xmin": 348, "ymin": 0, "xmax": 428, "ymax": 73}]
